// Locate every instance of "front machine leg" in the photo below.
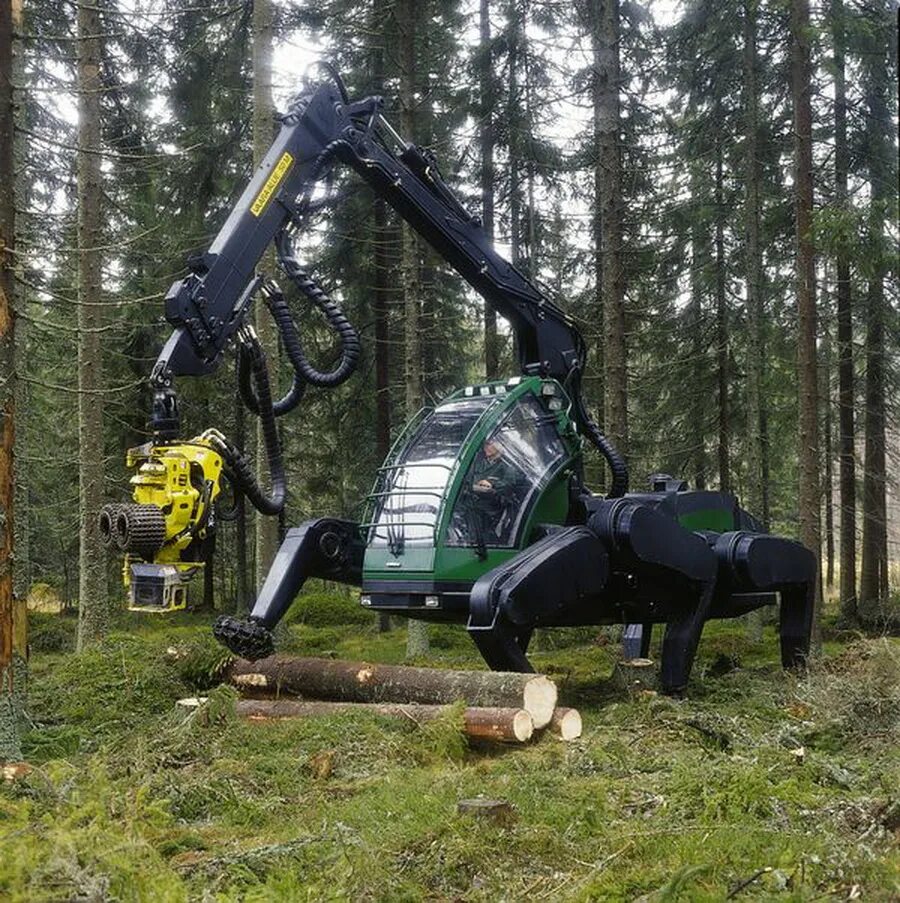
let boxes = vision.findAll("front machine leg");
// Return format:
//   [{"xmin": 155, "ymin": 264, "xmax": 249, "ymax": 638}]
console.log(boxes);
[{"xmin": 214, "ymin": 518, "xmax": 363, "ymax": 659}]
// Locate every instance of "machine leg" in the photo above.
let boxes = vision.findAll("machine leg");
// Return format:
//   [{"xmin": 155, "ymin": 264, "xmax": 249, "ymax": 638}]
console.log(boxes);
[
  {"xmin": 213, "ymin": 518, "xmax": 362, "ymax": 660},
  {"xmin": 779, "ymin": 583, "xmax": 815, "ymax": 668},
  {"xmin": 659, "ymin": 583, "xmax": 714, "ymax": 694},
  {"xmin": 467, "ymin": 613, "xmax": 534, "ymax": 673}
]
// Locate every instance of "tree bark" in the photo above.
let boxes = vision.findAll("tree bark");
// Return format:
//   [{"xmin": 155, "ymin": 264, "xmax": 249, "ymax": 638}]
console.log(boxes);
[
  {"xmin": 233, "ymin": 373, "xmax": 250, "ymax": 610},
  {"xmin": 714, "ymin": 140, "xmax": 730, "ymax": 492},
  {"xmin": 396, "ymin": 0, "xmax": 428, "ymax": 657},
  {"xmin": 859, "ymin": 18, "xmax": 892, "ymax": 620},
  {"xmin": 689, "ymin": 167, "xmax": 707, "ymax": 491},
  {"xmin": 252, "ymin": 0, "xmax": 279, "ymax": 593},
  {"xmin": 11, "ymin": 0, "xmax": 26, "ymax": 602},
  {"xmin": 225, "ymin": 655, "xmax": 558, "ymax": 728},
  {"xmin": 75, "ymin": 0, "xmax": 108, "ymax": 649},
  {"xmin": 0, "ymin": 0, "xmax": 22, "ymax": 763},
  {"xmin": 823, "ymin": 332, "xmax": 835, "ymax": 588},
  {"xmin": 231, "ymin": 699, "xmax": 535, "ymax": 743},
  {"xmin": 589, "ymin": 0, "xmax": 606, "ymax": 488},
  {"xmin": 507, "ymin": 4, "xmax": 522, "ymax": 267},
  {"xmin": 594, "ymin": 0, "xmax": 628, "ymax": 457},
  {"xmin": 480, "ymin": 0, "xmax": 499, "ymax": 379},
  {"xmin": 832, "ymin": 0, "xmax": 856, "ymax": 622},
  {"xmin": 372, "ymin": 0, "xmax": 392, "ymax": 633},
  {"xmin": 791, "ymin": 0, "xmax": 821, "ymax": 646},
  {"xmin": 743, "ymin": 0, "xmax": 765, "ymax": 523}
]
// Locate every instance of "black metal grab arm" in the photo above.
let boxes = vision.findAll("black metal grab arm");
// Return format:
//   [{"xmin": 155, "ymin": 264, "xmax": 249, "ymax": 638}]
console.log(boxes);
[{"xmin": 151, "ymin": 71, "xmax": 627, "ymax": 495}]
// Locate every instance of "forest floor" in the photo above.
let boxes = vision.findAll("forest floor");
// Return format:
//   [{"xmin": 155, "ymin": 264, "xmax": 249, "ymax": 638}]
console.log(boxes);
[{"xmin": 1, "ymin": 593, "xmax": 898, "ymax": 902}]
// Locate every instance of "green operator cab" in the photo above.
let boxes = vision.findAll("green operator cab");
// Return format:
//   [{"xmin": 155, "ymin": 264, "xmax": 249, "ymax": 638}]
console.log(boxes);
[{"xmin": 361, "ymin": 376, "xmax": 580, "ymax": 617}]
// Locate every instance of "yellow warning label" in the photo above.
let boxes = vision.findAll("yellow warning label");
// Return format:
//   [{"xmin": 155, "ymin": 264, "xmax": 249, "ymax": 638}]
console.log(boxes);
[{"xmin": 250, "ymin": 151, "xmax": 294, "ymax": 217}]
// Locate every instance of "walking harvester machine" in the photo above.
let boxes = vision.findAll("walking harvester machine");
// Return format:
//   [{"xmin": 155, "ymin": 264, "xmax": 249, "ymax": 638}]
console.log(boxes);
[{"xmin": 101, "ymin": 68, "xmax": 816, "ymax": 694}]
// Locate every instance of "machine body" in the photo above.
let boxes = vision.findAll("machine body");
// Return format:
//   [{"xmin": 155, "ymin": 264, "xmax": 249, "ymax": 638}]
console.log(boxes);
[{"xmin": 107, "ymin": 68, "xmax": 816, "ymax": 693}]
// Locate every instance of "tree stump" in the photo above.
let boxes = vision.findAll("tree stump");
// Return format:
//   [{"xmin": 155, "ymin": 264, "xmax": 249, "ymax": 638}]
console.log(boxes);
[
  {"xmin": 611, "ymin": 658, "xmax": 658, "ymax": 697},
  {"xmin": 457, "ymin": 798, "xmax": 516, "ymax": 826}
]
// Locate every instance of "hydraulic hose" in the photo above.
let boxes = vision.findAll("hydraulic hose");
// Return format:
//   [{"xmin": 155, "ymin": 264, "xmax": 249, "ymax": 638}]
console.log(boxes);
[
  {"xmin": 216, "ymin": 332, "xmax": 286, "ymax": 516},
  {"xmin": 237, "ymin": 340, "xmax": 306, "ymax": 417},
  {"xmin": 571, "ymin": 373, "xmax": 629, "ymax": 499},
  {"xmin": 274, "ymin": 229, "xmax": 361, "ymax": 387}
]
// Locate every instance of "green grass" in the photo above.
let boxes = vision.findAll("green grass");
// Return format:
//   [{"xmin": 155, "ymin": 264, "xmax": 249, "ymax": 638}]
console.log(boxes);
[{"xmin": 2, "ymin": 601, "xmax": 898, "ymax": 901}]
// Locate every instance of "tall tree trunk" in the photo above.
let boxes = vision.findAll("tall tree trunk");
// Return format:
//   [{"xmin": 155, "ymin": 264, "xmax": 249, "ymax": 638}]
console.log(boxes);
[
  {"xmin": 234, "ymin": 373, "xmax": 249, "ymax": 611},
  {"xmin": 823, "ymin": 325, "xmax": 835, "ymax": 588},
  {"xmin": 589, "ymin": 0, "xmax": 605, "ymax": 489},
  {"xmin": 397, "ymin": 0, "xmax": 428, "ymax": 657},
  {"xmin": 594, "ymin": 0, "xmax": 628, "ymax": 457},
  {"xmin": 252, "ymin": 0, "xmax": 279, "ymax": 593},
  {"xmin": 507, "ymin": 5, "xmax": 522, "ymax": 267},
  {"xmin": 791, "ymin": 0, "xmax": 821, "ymax": 646},
  {"xmin": 858, "ymin": 22, "xmax": 892, "ymax": 621},
  {"xmin": 832, "ymin": 0, "xmax": 856, "ymax": 622},
  {"xmin": 743, "ymin": 0, "xmax": 765, "ymax": 523},
  {"xmin": 689, "ymin": 167, "xmax": 707, "ymax": 491},
  {"xmin": 741, "ymin": 7, "xmax": 766, "ymax": 645},
  {"xmin": 373, "ymin": 199, "xmax": 391, "ymax": 460},
  {"xmin": 372, "ymin": 3, "xmax": 392, "ymax": 634},
  {"xmin": 714, "ymin": 140, "xmax": 730, "ymax": 492},
  {"xmin": 371, "ymin": 0, "xmax": 392, "ymax": 470},
  {"xmin": 0, "ymin": 0, "xmax": 23, "ymax": 763},
  {"xmin": 480, "ymin": 0, "xmax": 499, "ymax": 379},
  {"xmin": 11, "ymin": 0, "xmax": 27, "ymax": 603},
  {"xmin": 76, "ymin": 0, "xmax": 108, "ymax": 649},
  {"xmin": 522, "ymin": 5, "xmax": 537, "ymax": 278}
]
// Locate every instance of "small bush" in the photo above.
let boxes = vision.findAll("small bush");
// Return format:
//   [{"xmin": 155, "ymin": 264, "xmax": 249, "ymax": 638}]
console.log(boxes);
[
  {"xmin": 28, "ymin": 612, "xmax": 76, "ymax": 654},
  {"xmin": 283, "ymin": 590, "xmax": 370, "ymax": 627}
]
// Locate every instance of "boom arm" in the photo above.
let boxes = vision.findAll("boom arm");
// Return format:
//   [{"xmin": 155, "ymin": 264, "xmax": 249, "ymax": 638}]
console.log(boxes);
[{"xmin": 153, "ymin": 72, "xmax": 627, "ymax": 495}]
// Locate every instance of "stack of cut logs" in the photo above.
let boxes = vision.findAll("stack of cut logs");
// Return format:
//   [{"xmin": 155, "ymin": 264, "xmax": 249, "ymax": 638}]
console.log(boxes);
[{"xmin": 181, "ymin": 655, "xmax": 582, "ymax": 744}]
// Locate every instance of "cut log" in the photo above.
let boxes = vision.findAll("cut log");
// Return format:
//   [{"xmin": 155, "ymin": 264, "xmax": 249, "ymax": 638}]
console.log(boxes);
[
  {"xmin": 232, "ymin": 698, "xmax": 534, "ymax": 743},
  {"xmin": 611, "ymin": 658, "xmax": 658, "ymax": 697},
  {"xmin": 547, "ymin": 707, "xmax": 583, "ymax": 741},
  {"xmin": 225, "ymin": 656, "xmax": 557, "ymax": 728}
]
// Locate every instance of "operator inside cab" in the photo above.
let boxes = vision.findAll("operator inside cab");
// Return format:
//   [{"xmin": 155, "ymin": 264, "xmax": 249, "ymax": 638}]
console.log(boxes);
[
  {"xmin": 472, "ymin": 439, "xmax": 517, "ymax": 502},
  {"xmin": 464, "ymin": 437, "xmax": 519, "ymax": 547}
]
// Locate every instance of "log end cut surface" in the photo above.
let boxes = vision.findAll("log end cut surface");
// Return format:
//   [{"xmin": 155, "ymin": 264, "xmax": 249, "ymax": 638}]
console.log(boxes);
[
  {"xmin": 548, "ymin": 707, "xmax": 583, "ymax": 741},
  {"xmin": 522, "ymin": 675, "xmax": 557, "ymax": 729}
]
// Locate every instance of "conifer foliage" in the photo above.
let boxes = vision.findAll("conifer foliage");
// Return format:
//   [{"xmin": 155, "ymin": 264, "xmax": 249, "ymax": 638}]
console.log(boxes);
[{"xmin": 3, "ymin": 0, "xmax": 896, "ymax": 641}]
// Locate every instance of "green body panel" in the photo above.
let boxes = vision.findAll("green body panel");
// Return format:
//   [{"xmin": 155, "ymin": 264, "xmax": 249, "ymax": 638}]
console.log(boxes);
[
  {"xmin": 362, "ymin": 377, "xmax": 581, "ymax": 587},
  {"xmin": 677, "ymin": 508, "xmax": 735, "ymax": 533}
]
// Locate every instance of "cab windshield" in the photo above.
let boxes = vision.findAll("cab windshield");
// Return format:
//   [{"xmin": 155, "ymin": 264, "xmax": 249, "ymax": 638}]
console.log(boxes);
[
  {"xmin": 368, "ymin": 396, "xmax": 495, "ymax": 550},
  {"xmin": 448, "ymin": 394, "xmax": 567, "ymax": 549}
]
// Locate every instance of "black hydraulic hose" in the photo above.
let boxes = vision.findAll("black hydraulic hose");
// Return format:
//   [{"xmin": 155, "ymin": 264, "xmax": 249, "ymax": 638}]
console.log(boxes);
[
  {"xmin": 216, "ymin": 334, "xmax": 286, "ymax": 516},
  {"xmin": 571, "ymin": 373, "xmax": 629, "ymax": 499},
  {"xmin": 237, "ymin": 340, "xmax": 306, "ymax": 417},
  {"xmin": 274, "ymin": 229, "xmax": 361, "ymax": 387}
]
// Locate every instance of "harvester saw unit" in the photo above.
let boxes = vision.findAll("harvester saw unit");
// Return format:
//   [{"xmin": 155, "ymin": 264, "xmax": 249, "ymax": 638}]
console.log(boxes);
[{"xmin": 103, "ymin": 66, "xmax": 816, "ymax": 693}]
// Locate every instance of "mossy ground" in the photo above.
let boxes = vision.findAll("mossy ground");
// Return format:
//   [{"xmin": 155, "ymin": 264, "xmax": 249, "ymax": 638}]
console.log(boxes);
[{"xmin": 2, "ymin": 599, "xmax": 898, "ymax": 901}]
